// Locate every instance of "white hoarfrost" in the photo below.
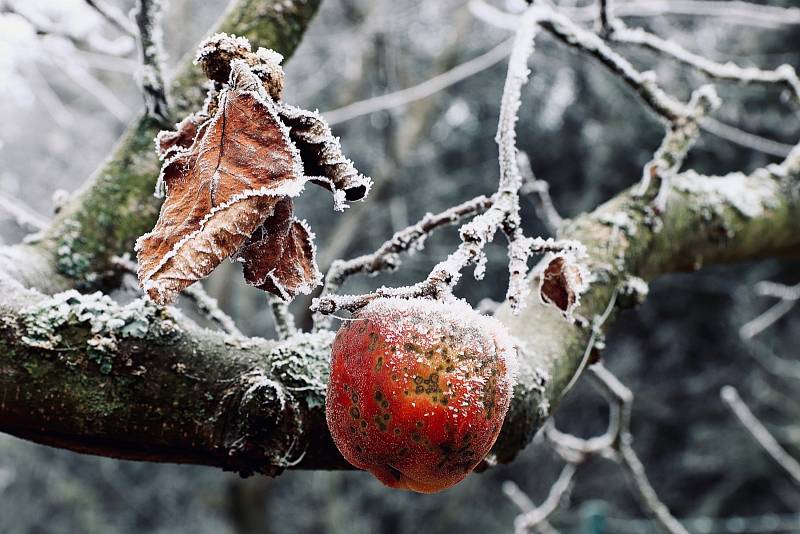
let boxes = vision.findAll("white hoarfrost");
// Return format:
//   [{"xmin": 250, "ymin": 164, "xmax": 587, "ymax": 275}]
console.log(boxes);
[{"xmin": 673, "ymin": 169, "xmax": 780, "ymax": 219}]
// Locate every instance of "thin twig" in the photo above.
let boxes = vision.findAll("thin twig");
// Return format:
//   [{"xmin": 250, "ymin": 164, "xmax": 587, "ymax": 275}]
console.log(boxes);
[
  {"xmin": 589, "ymin": 364, "xmax": 689, "ymax": 534},
  {"xmin": 636, "ymin": 85, "xmax": 720, "ymax": 209},
  {"xmin": 517, "ymin": 152, "xmax": 562, "ymax": 235},
  {"xmin": 111, "ymin": 255, "xmax": 242, "ymax": 337},
  {"xmin": 267, "ymin": 294, "xmax": 297, "ymax": 340},
  {"xmin": 313, "ymin": 6, "xmax": 584, "ymax": 316},
  {"xmin": 721, "ymin": 385, "xmax": 800, "ymax": 486},
  {"xmin": 84, "ymin": 0, "xmax": 137, "ymax": 36},
  {"xmin": 699, "ymin": 117, "xmax": 794, "ymax": 158},
  {"xmin": 323, "ymin": 39, "xmax": 513, "ymax": 125},
  {"xmin": 0, "ymin": 193, "xmax": 49, "ymax": 232},
  {"xmin": 505, "ymin": 464, "xmax": 577, "ymax": 534},
  {"xmin": 313, "ymin": 194, "xmax": 494, "ymax": 329},
  {"xmin": 597, "ymin": 0, "xmax": 613, "ymax": 37},
  {"xmin": 181, "ymin": 284, "xmax": 243, "ymax": 337},
  {"xmin": 134, "ymin": 0, "xmax": 170, "ymax": 124},
  {"xmin": 608, "ymin": 22, "xmax": 800, "ymax": 104},
  {"xmin": 542, "ymin": 362, "xmax": 689, "ymax": 534},
  {"xmin": 567, "ymin": 0, "xmax": 800, "ymax": 29},
  {"xmin": 740, "ymin": 281, "xmax": 800, "ymax": 339}
]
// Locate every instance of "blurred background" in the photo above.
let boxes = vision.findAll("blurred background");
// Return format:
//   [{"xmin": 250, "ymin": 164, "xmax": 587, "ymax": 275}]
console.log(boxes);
[{"xmin": 1, "ymin": 0, "xmax": 799, "ymax": 532}]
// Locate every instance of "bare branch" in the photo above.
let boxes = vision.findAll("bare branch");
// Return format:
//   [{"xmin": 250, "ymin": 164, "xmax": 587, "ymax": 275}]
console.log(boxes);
[
  {"xmin": 517, "ymin": 152, "xmax": 562, "ymax": 235},
  {"xmin": 323, "ymin": 39, "xmax": 513, "ymax": 125},
  {"xmin": 568, "ymin": 1, "xmax": 800, "ymax": 29},
  {"xmin": 505, "ymin": 464, "xmax": 577, "ymax": 534},
  {"xmin": 597, "ymin": 0, "xmax": 613, "ymax": 37},
  {"xmin": 313, "ymin": 194, "xmax": 494, "ymax": 329},
  {"xmin": 182, "ymin": 283, "xmax": 244, "ymax": 338},
  {"xmin": 471, "ymin": 1, "xmax": 687, "ymax": 122},
  {"xmin": 609, "ymin": 22, "xmax": 800, "ymax": 104},
  {"xmin": 0, "ymin": 192, "xmax": 49, "ymax": 232},
  {"xmin": 84, "ymin": 0, "xmax": 137, "ymax": 36},
  {"xmin": 268, "ymin": 294, "xmax": 297, "ymax": 340},
  {"xmin": 699, "ymin": 117, "xmax": 795, "ymax": 158},
  {"xmin": 591, "ymin": 364, "xmax": 689, "ymax": 534},
  {"xmin": 721, "ymin": 385, "xmax": 800, "ymax": 486},
  {"xmin": 740, "ymin": 281, "xmax": 800, "ymax": 339},
  {"xmin": 537, "ymin": 362, "xmax": 688, "ymax": 534},
  {"xmin": 134, "ymin": 0, "xmax": 170, "ymax": 124}
]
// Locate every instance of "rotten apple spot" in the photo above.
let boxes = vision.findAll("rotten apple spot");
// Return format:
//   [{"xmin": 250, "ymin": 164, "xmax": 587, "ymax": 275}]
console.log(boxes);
[
  {"xmin": 326, "ymin": 297, "xmax": 518, "ymax": 493},
  {"xmin": 136, "ymin": 33, "xmax": 372, "ymax": 305}
]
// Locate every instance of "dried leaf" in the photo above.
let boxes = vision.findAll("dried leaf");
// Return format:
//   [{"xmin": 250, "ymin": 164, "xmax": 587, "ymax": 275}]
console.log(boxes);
[
  {"xmin": 136, "ymin": 63, "xmax": 306, "ymax": 304},
  {"xmin": 155, "ymin": 110, "xmax": 209, "ymax": 162},
  {"xmin": 236, "ymin": 198, "xmax": 321, "ymax": 299},
  {"xmin": 195, "ymin": 33, "xmax": 284, "ymax": 100},
  {"xmin": 278, "ymin": 103, "xmax": 372, "ymax": 210},
  {"xmin": 539, "ymin": 255, "xmax": 587, "ymax": 317}
]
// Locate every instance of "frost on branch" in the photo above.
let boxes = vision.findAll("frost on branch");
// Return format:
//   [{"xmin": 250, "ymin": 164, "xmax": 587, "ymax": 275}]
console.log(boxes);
[{"xmin": 137, "ymin": 34, "xmax": 371, "ymax": 304}]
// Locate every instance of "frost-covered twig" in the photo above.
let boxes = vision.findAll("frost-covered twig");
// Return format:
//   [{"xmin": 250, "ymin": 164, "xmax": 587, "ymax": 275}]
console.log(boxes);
[
  {"xmin": 505, "ymin": 464, "xmax": 577, "ymax": 534},
  {"xmin": 313, "ymin": 194, "xmax": 494, "ymax": 328},
  {"xmin": 699, "ymin": 117, "xmax": 794, "ymax": 158},
  {"xmin": 84, "ymin": 0, "xmax": 137, "ymax": 36},
  {"xmin": 182, "ymin": 283, "xmax": 243, "ymax": 338},
  {"xmin": 314, "ymin": 7, "xmax": 585, "ymax": 317},
  {"xmin": 267, "ymin": 294, "xmax": 297, "ymax": 340},
  {"xmin": 323, "ymin": 39, "xmax": 513, "ymax": 125},
  {"xmin": 636, "ymin": 85, "xmax": 720, "ymax": 209},
  {"xmin": 471, "ymin": 1, "xmax": 687, "ymax": 122},
  {"xmin": 566, "ymin": 0, "xmax": 800, "ymax": 29},
  {"xmin": 608, "ymin": 22, "xmax": 800, "ymax": 104},
  {"xmin": 0, "ymin": 192, "xmax": 49, "ymax": 231},
  {"xmin": 740, "ymin": 281, "xmax": 800, "ymax": 339},
  {"xmin": 111, "ymin": 255, "xmax": 243, "ymax": 337},
  {"xmin": 134, "ymin": 0, "xmax": 169, "ymax": 124},
  {"xmin": 721, "ymin": 385, "xmax": 800, "ymax": 486},
  {"xmin": 517, "ymin": 152, "xmax": 563, "ymax": 235}
]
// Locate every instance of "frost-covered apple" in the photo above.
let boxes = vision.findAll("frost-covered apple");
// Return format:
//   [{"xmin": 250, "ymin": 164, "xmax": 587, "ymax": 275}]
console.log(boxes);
[{"xmin": 326, "ymin": 297, "xmax": 517, "ymax": 493}]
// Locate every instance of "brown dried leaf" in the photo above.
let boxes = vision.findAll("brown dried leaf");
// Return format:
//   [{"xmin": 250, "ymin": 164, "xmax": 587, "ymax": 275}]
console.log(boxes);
[
  {"xmin": 195, "ymin": 33, "xmax": 284, "ymax": 100},
  {"xmin": 278, "ymin": 103, "xmax": 372, "ymax": 210},
  {"xmin": 155, "ymin": 110, "xmax": 209, "ymax": 162},
  {"xmin": 136, "ymin": 65, "xmax": 306, "ymax": 304},
  {"xmin": 236, "ymin": 198, "xmax": 321, "ymax": 299},
  {"xmin": 539, "ymin": 255, "xmax": 587, "ymax": 317}
]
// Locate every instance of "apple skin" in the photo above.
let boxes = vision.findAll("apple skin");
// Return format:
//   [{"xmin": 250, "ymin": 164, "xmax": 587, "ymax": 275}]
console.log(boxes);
[{"xmin": 325, "ymin": 297, "xmax": 517, "ymax": 493}]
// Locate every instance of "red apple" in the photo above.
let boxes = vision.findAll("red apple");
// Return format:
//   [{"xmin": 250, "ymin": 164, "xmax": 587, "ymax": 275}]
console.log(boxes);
[{"xmin": 326, "ymin": 297, "xmax": 517, "ymax": 493}]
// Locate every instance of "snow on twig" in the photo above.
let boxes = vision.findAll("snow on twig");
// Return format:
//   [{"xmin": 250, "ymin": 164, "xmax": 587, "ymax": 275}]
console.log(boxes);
[
  {"xmin": 134, "ymin": 0, "xmax": 169, "ymax": 124},
  {"xmin": 313, "ymin": 6, "xmax": 585, "ymax": 318},
  {"xmin": 84, "ymin": 0, "xmax": 137, "ymax": 36},
  {"xmin": 268, "ymin": 294, "xmax": 297, "ymax": 340}
]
